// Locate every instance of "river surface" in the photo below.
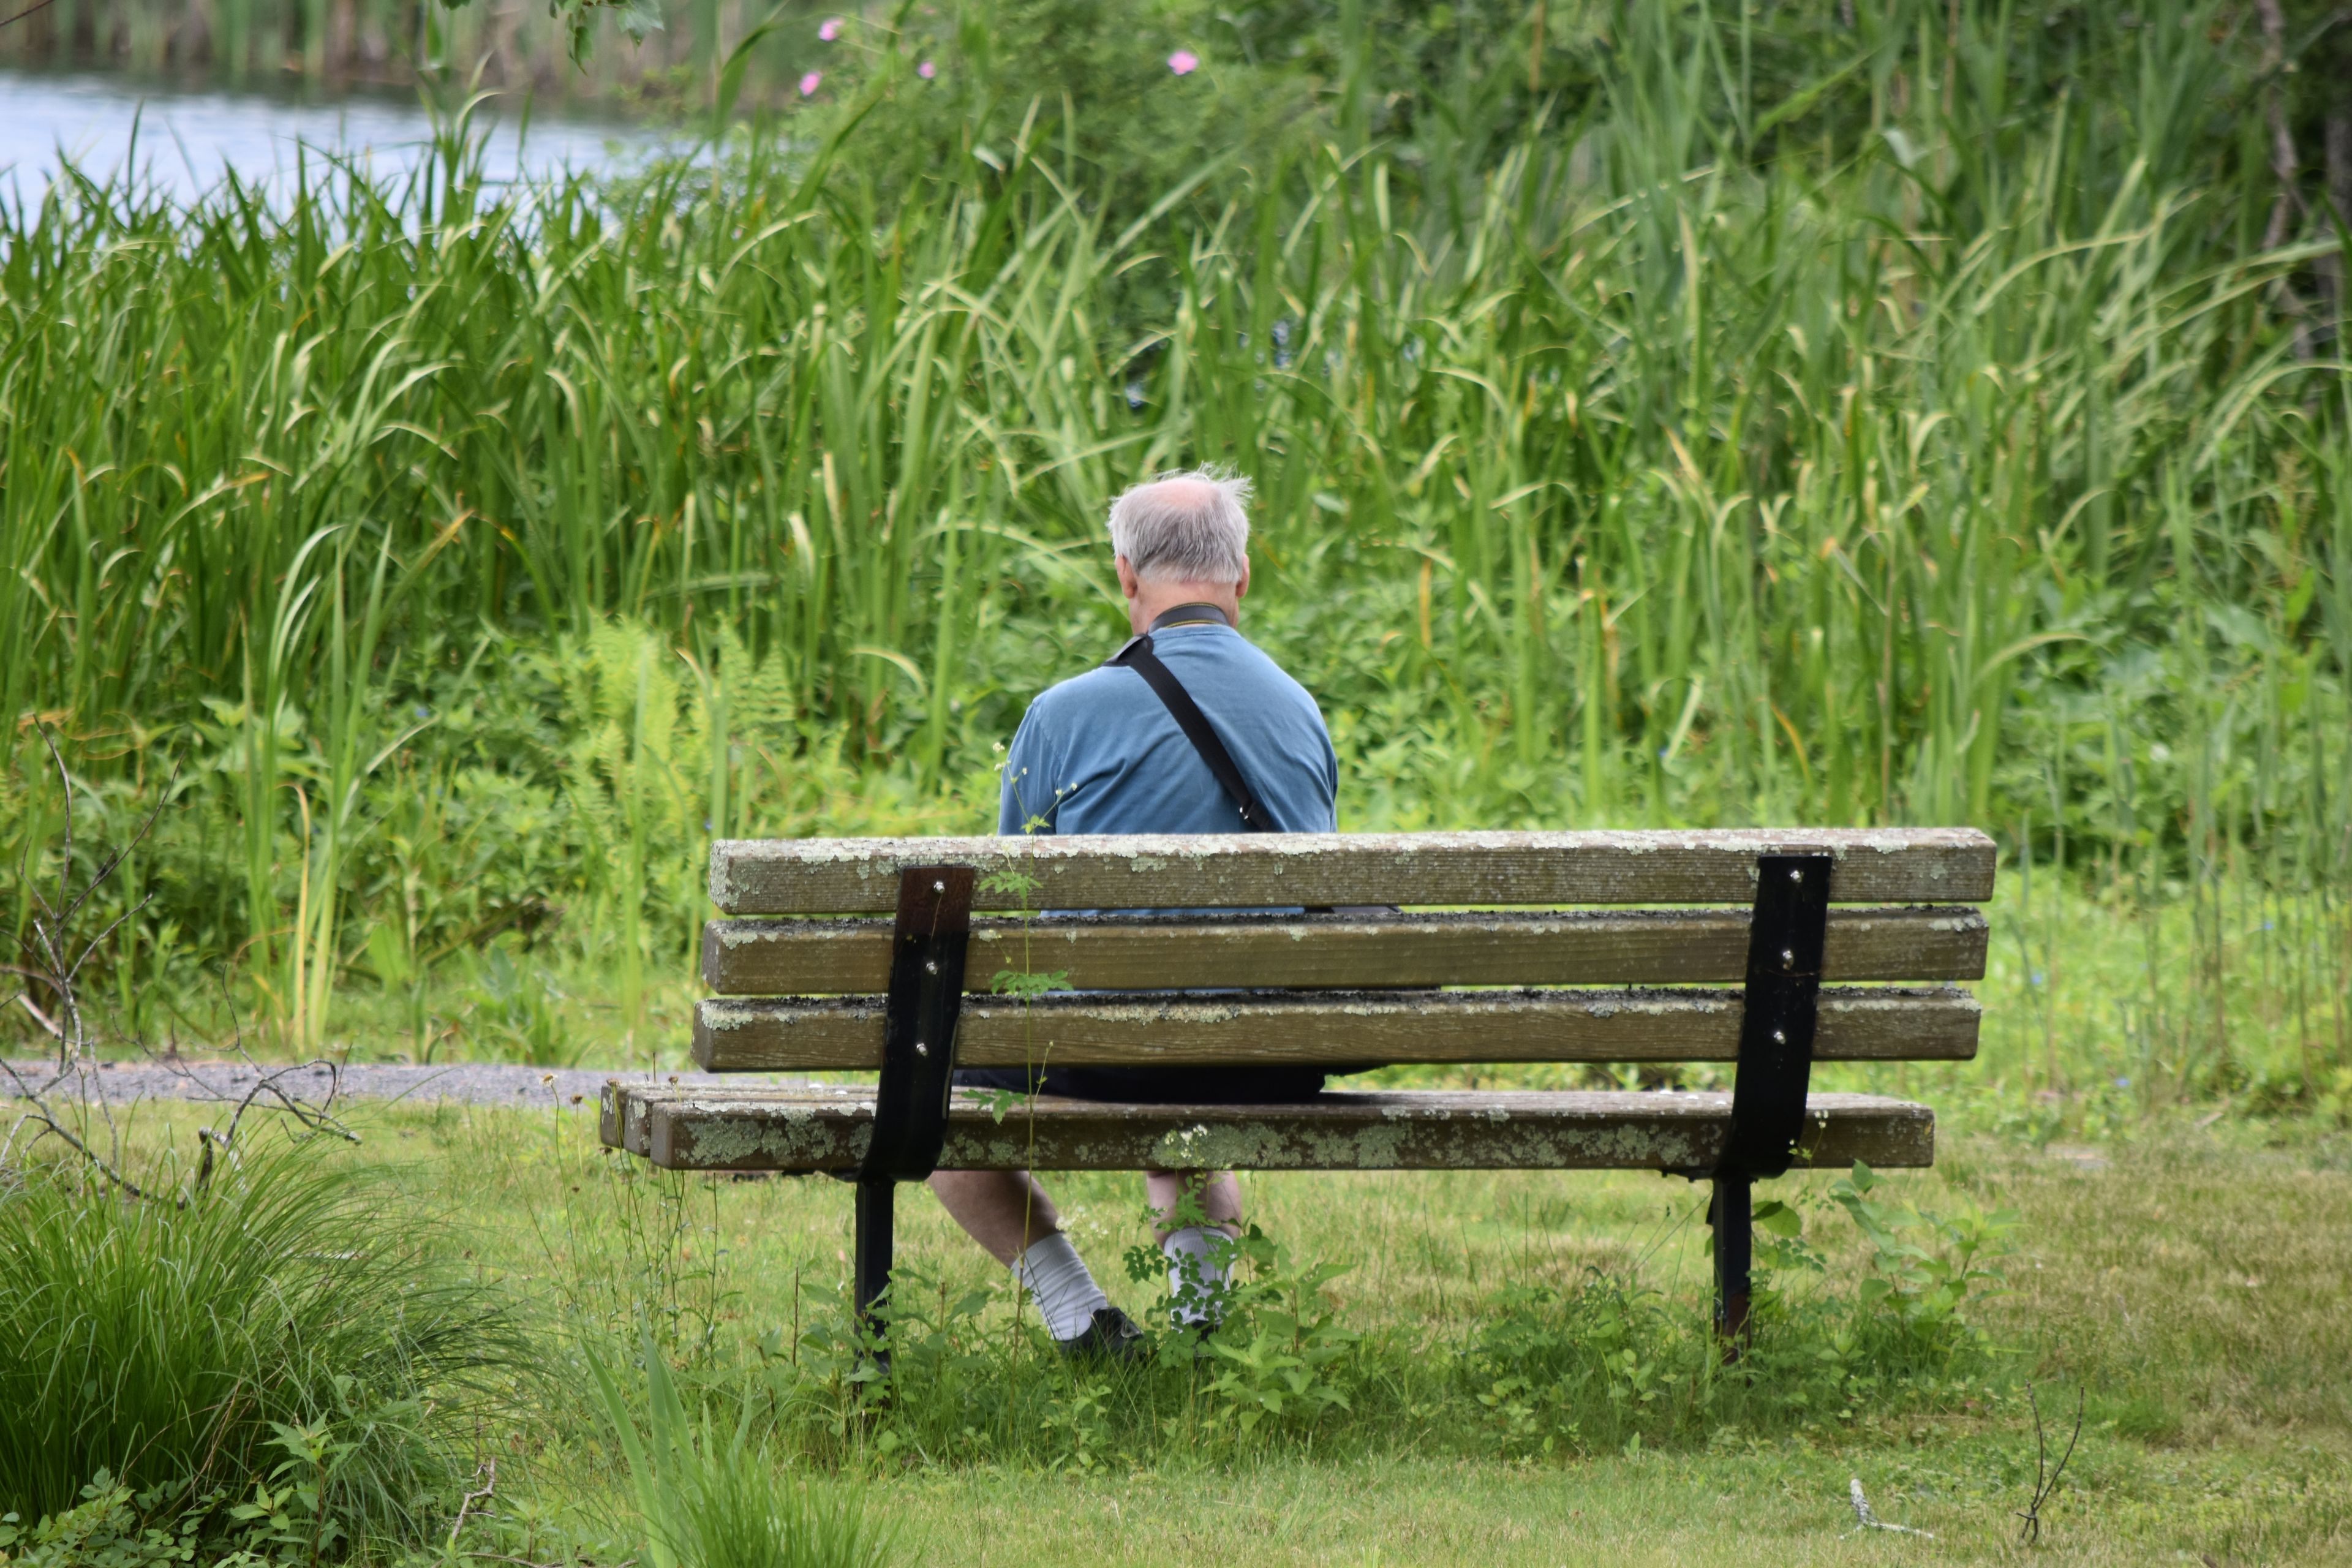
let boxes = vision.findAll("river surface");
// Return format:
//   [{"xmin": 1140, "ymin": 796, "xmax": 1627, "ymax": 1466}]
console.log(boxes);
[{"xmin": 0, "ymin": 69, "xmax": 663, "ymax": 206}]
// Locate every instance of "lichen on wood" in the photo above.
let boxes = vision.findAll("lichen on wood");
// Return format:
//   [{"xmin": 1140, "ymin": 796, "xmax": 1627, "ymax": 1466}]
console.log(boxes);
[
  {"xmin": 690, "ymin": 985, "xmax": 1981, "ymax": 1071},
  {"xmin": 701, "ymin": 906, "xmax": 1990, "ymax": 995},
  {"xmin": 601, "ymin": 1086, "xmax": 1935, "ymax": 1172},
  {"xmin": 709, "ymin": 829, "xmax": 1997, "ymax": 914}
]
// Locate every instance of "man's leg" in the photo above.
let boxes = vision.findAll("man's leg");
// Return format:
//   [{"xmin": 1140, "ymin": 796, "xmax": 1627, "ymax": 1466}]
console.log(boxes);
[
  {"xmin": 929, "ymin": 1169, "xmax": 1063, "ymax": 1265},
  {"xmin": 1147, "ymin": 1169, "xmax": 1242, "ymax": 1327},
  {"xmin": 1145, "ymin": 1169, "xmax": 1242, "ymax": 1239},
  {"xmin": 929, "ymin": 1169, "xmax": 1120, "ymax": 1346}
]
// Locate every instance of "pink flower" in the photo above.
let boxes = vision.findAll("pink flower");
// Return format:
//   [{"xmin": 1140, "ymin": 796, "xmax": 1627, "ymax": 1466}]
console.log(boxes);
[
  {"xmin": 817, "ymin": 16, "xmax": 842, "ymax": 40},
  {"xmin": 799, "ymin": 70, "xmax": 823, "ymax": 96},
  {"xmin": 917, "ymin": 59, "xmax": 937, "ymax": 79},
  {"xmin": 1167, "ymin": 49, "xmax": 1199, "ymax": 75}
]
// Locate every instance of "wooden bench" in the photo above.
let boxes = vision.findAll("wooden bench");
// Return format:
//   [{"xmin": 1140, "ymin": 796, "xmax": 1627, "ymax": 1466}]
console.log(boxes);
[{"xmin": 601, "ymin": 828, "xmax": 1994, "ymax": 1341}]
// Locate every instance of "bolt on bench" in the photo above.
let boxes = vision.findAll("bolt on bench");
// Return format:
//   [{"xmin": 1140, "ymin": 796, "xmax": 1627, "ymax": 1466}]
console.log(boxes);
[{"xmin": 601, "ymin": 829, "xmax": 1993, "ymax": 1341}]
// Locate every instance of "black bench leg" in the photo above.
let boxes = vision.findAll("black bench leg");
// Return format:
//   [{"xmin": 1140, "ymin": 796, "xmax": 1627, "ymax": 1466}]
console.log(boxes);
[
  {"xmin": 1711, "ymin": 1174, "xmax": 1752, "ymax": 1355},
  {"xmin": 854, "ymin": 1176, "xmax": 894, "ymax": 1370}
]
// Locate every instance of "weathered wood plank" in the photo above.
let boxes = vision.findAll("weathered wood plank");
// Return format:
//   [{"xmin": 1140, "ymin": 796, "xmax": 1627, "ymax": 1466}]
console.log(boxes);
[
  {"xmin": 710, "ymin": 829, "xmax": 1997, "ymax": 914},
  {"xmin": 702, "ymin": 907, "xmax": 1988, "ymax": 994},
  {"xmin": 606, "ymin": 1086, "xmax": 1934, "ymax": 1172},
  {"xmin": 692, "ymin": 985, "xmax": 1979, "ymax": 1070},
  {"xmin": 600, "ymin": 1079, "xmax": 647, "ymax": 1154}
]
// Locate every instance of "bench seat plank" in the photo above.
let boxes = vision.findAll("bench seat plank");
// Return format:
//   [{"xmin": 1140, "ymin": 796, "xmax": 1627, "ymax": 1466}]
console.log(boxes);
[
  {"xmin": 693, "ymin": 985, "xmax": 1979, "ymax": 1070},
  {"xmin": 703, "ymin": 907, "xmax": 1989, "ymax": 994},
  {"xmin": 710, "ymin": 829, "xmax": 1997, "ymax": 914},
  {"xmin": 599, "ymin": 1084, "xmax": 1933, "ymax": 1172}
]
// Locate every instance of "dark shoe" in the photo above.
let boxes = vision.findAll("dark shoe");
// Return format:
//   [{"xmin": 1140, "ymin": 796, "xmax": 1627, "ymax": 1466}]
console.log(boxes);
[{"xmin": 1055, "ymin": 1306, "xmax": 1147, "ymax": 1363}]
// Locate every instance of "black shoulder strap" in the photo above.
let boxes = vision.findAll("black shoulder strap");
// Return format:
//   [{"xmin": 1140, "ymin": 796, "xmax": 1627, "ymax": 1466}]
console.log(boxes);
[{"xmin": 1104, "ymin": 632, "xmax": 1281, "ymax": 832}]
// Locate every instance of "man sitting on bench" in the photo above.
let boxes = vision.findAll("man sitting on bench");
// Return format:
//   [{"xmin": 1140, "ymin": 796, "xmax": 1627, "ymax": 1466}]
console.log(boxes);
[{"xmin": 932, "ymin": 467, "xmax": 1340, "ymax": 1360}]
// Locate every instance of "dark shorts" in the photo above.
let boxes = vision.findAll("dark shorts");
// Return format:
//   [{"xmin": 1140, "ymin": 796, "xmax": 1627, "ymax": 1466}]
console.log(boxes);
[{"xmin": 954, "ymin": 1065, "xmax": 1333, "ymax": 1105}]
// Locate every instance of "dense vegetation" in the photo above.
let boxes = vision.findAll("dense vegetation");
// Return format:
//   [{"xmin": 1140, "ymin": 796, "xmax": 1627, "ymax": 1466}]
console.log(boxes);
[
  {"xmin": 1, "ymin": 0, "xmax": 2346, "ymax": 1094},
  {"xmin": 0, "ymin": 1141, "xmax": 518, "ymax": 1555},
  {"xmin": 1, "ymin": 10, "xmax": 2348, "ymax": 1560}
]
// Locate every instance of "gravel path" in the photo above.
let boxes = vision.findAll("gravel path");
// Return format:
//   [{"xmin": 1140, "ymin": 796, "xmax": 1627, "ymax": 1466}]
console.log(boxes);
[{"xmin": 3, "ymin": 1060, "xmax": 810, "ymax": 1109}]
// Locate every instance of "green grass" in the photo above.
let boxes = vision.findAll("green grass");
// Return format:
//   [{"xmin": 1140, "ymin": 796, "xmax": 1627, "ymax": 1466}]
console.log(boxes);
[
  {"xmin": 587, "ymin": 1330, "xmax": 898, "ymax": 1568},
  {"xmin": 1, "ymin": 0, "xmax": 2344, "ymax": 1090},
  {"xmin": 875, "ymin": 1442, "xmax": 2352, "ymax": 1567},
  {"xmin": 35, "ymin": 1098, "xmax": 2351, "ymax": 1564},
  {"xmin": 0, "ymin": 1137, "xmax": 522, "ymax": 1536},
  {"xmin": 401, "ymin": 1107, "xmax": 2352, "ymax": 1564}
]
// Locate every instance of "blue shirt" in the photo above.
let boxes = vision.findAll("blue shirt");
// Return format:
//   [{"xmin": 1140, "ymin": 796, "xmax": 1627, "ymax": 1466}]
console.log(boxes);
[{"xmin": 998, "ymin": 622, "xmax": 1338, "ymax": 837}]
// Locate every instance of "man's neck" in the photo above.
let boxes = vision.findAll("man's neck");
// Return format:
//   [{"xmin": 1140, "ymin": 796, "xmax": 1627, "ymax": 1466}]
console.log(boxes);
[{"xmin": 1129, "ymin": 581, "xmax": 1242, "ymax": 635}]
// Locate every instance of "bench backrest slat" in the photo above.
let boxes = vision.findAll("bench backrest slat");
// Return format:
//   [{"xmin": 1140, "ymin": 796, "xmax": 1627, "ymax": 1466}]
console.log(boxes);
[
  {"xmin": 703, "ymin": 907, "xmax": 1988, "ymax": 995},
  {"xmin": 694, "ymin": 828, "xmax": 1994, "ymax": 1076},
  {"xmin": 710, "ymin": 829, "xmax": 1996, "ymax": 914},
  {"xmin": 693, "ymin": 987, "xmax": 1980, "ymax": 1071}
]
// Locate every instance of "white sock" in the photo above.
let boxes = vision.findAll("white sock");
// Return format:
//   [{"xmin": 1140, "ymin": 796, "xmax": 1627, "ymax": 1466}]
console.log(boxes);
[
  {"xmin": 1161, "ymin": 1225, "xmax": 1231, "ymax": 1326},
  {"xmin": 1011, "ymin": 1233, "xmax": 1109, "ymax": 1341}
]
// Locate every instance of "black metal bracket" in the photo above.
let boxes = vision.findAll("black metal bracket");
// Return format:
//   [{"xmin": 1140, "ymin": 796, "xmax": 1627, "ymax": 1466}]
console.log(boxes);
[
  {"xmin": 1709, "ymin": 851, "xmax": 1833, "ymax": 1346},
  {"xmin": 851, "ymin": 865, "xmax": 975, "ymax": 1354},
  {"xmin": 1711, "ymin": 1175, "xmax": 1752, "ymax": 1349},
  {"xmin": 861, "ymin": 865, "xmax": 976, "ymax": 1183},
  {"xmin": 1720, "ymin": 852, "xmax": 1833, "ymax": 1182}
]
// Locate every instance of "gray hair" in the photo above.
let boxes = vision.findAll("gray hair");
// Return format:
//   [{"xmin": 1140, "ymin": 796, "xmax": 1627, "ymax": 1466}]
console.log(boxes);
[{"xmin": 1106, "ymin": 468, "xmax": 1253, "ymax": 583}]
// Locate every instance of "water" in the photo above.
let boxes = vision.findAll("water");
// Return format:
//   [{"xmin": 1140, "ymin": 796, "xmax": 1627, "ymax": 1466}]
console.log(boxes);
[{"xmin": 0, "ymin": 69, "xmax": 662, "ymax": 206}]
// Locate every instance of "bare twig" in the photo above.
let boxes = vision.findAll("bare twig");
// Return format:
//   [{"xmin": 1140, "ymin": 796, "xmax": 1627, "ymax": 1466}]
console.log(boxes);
[
  {"xmin": 4, "ymin": 728, "xmax": 354, "ymax": 1197},
  {"xmin": 0, "ymin": 0, "xmax": 64, "ymax": 31},
  {"xmin": 2256, "ymin": 0, "xmax": 2306, "ymax": 252},
  {"xmin": 1846, "ymin": 1477, "xmax": 1936, "ymax": 1539},
  {"xmin": 447, "ymin": 1457, "xmax": 498, "ymax": 1549},
  {"xmin": 14, "ymin": 993, "xmax": 65, "ymax": 1041},
  {"xmin": 202, "ymin": 1051, "xmax": 360, "ymax": 1156},
  {"xmin": 0, "ymin": 1057, "xmax": 153, "ymax": 1197},
  {"xmin": 40, "ymin": 724, "xmax": 70, "ymax": 944},
  {"xmin": 2015, "ymin": 1381, "xmax": 2086, "ymax": 1545},
  {"xmin": 2253, "ymin": 0, "xmax": 2320, "ymax": 360}
]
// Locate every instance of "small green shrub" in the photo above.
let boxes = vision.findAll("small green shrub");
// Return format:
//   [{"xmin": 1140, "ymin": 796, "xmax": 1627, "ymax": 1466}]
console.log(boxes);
[
  {"xmin": 701, "ymin": 1178, "xmax": 2018, "ymax": 1473},
  {"xmin": 1460, "ymin": 1170, "xmax": 2019, "ymax": 1457},
  {"xmin": 0, "ymin": 1142, "xmax": 521, "ymax": 1540},
  {"xmin": 1463, "ymin": 1276, "xmax": 1693, "ymax": 1457},
  {"xmin": 742, "ymin": 1232, "xmax": 1368, "ymax": 1469},
  {"xmin": 0, "ymin": 1474, "xmax": 204, "ymax": 1568},
  {"xmin": 1828, "ymin": 1161, "xmax": 2018, "ymax": 1370},
  {"xmin": 1, "ymin": 1424, "xmax": 472, "ymax": 1568},
  {"xmin": 1125, "ymin": 1223, "xmax": 1360, "ymax": 1437}
]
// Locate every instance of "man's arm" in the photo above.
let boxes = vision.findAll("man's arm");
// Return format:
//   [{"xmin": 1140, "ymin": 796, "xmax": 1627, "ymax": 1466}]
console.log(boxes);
[
  {"xmin": 1303, "ymin": 696, "xmax": 1341, "ymax": 832},
  {"xmin": 1316, "ymin": 725, "xmax": 1340, "ymax": 831}
]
